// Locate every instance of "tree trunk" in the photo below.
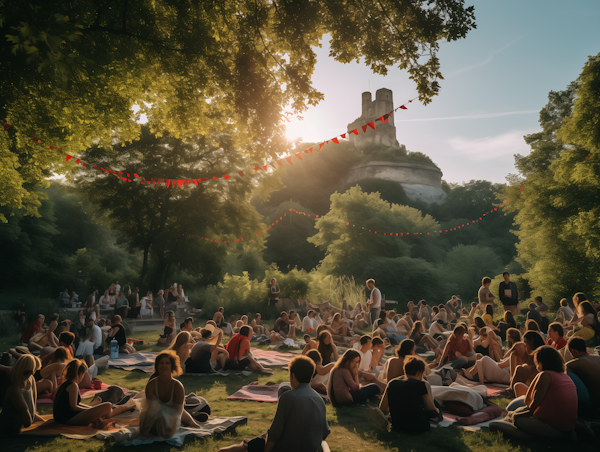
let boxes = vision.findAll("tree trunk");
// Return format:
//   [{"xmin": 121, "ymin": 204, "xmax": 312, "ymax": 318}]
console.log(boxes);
[{"xmin": 140, "ymin": 243, "xmax": 150, "ymax": 286}]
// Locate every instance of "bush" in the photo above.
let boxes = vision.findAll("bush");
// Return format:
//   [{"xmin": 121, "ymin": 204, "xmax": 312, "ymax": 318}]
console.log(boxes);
[{"xmin": 0, "ymin": 313, "xmax": 20, "ymax": 339}]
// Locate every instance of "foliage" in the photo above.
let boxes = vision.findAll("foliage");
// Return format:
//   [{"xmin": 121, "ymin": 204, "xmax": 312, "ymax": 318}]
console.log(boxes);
[
  {"xmin": 441, "ymin": 245, "xmax": 504, "ymax": 303},
  {"xmin": 503, "ymin": 53, "xmax": 600, "ymax": 303},
  {"xmin": 0, "ymin": 0, "xmax": 476, "ymax": 221},
  {"xmin": 339, "ymin": 178, "xmax": 411, "ymax": 207},
  {"xmin": 75, "ymin": 126, "xmax": 266, "ymax": 290},
  {"xmin": 361, "ymin": 144, "xmax": 439, "ymax": 168},
  {"xmin": 306, "ymin": 275, "xmax": 367, "ymax": 307}
]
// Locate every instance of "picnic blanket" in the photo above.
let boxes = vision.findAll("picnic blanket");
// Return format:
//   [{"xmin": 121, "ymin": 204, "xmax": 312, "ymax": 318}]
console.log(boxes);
[
  {"xmin": 432, "ymin": 406, "xmax": 503, "ymax": 431},
  {"xmin": 21, "ymin": 412, "xmax": 139, "ymax": 439},
  {"xmin": 227, "ymin": 383, "xmax": 281, "ymax": 403},
  {"xmin": 37, "ymin": 381, "xmax": 129, "ymax": 403},
  {"xmin": 108, "ymin": 352, "xmax": 158, "ymax": 371},
  {"xmin": 96, "ymin": 416, "xmax": 248, "ymax": 446},
  {"xmin": 451, "ymin": 375, "xmax": 510, "ymax": 397},
  {"xmin": 251, "ymin": 348, "xmax": 296, "ymax": 367}
]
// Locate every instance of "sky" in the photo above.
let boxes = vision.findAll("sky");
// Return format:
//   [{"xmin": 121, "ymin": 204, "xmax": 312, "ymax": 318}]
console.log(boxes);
[{"xmin": 284, "ymin": 0, "xmax": 600, "ymax": 184}]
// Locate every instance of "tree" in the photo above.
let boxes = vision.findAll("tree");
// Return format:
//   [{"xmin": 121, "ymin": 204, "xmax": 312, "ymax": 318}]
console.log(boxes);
[
  {"xmin": 503, "ymin": 54, "xmax": 600, "ymax": 305},
  {"xmin": 1, "ymin": 0, "xmax": 476, "ymax": 220},
  {"xmin": 76, "ymin": 125, "xmax": 265, "ymax": 289},
  {"xmin": 309, "ymin": 186, "xmax": 440, "ymax": 289}
]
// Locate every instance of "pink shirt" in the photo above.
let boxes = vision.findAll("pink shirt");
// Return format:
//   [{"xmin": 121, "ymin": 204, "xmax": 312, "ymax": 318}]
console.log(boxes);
[
  {"xmin": 533, "ymin": 371, "xmax": 577, "ymax": 431},
  {"xmin": 328, "ymin": 368, "xmax": 360, "ymax": 406}
]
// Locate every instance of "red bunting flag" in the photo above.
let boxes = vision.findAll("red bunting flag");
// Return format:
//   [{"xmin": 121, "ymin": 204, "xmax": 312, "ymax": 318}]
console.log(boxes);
[
  {"xmin": 66, "ymin": 155, "xmax": 72, "ymax": 161},
  {"xmin": 262, "ymin": 165, "xmax": 268, "ymax": 171},
  {"xmin": 3, "ymin": 123, "xmax": 10, "ymax": 130},
  {"xmin": 399, "ymin": 105, "xmax": 408, "ymax": 110},
  {"xmin": 285, "ymin": 156, "xmax": 293, "ymax": 165},
  {"xmin": 367, "ymin": 121, "xmax": 375, "ymax": 130},
  {"xmin": 223, "ymin": 175, "xmax": 230, "ymax": 179},
  {"xmin": 350, "ymin": 129, "xmax": 359, "ymax": 135},
  {"xmin": 295, "ymin": 153, "xmax": 303, "ymax": 161},
  {"xmin": 166, "ymin": 179, "xmax": 171, "ymax": 187},
  {"xmin": 340, "ymin": 133, "xmax": 346, "ymax": 139},
  {"xmin": 332, "ymin": 137, "xmax": 339, "ymax": 144},
  {"xmin": 318, "ymin": 142, "xmax": 325, "ymax": 151},
  {"xmin": 177, "ymin": 180, "xmax": 183, "ymax": 187},
  {"xmin": 361, "ymin": 124, "xmax": 368, "ymax": 133},
  {"xmin": 238, "ymin": 171, "xmax": 244, "ymax": 176}
]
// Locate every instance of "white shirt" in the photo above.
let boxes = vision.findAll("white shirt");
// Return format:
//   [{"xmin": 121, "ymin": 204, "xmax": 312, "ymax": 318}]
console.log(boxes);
[
  {"xmin": 140, "ymin": 297, "xmax": 152, "ymax": 309},
  {"xmin": 115, "ymin": 284, "xmax": 121, "ymax": 294},
  {"xmin": 302, "ymin": 316, "xmax": 316, "ymax": 332},
  {"xmin": 358, "ymin": 349, "xmax": 373, "ymax": 372},
  {"xmin": 90, "ymin": 324, "xmax": 102, "ymax": 349},
  {"xmin": 370, "ymin": 287, "xmax": 382, "ymax": 309}
]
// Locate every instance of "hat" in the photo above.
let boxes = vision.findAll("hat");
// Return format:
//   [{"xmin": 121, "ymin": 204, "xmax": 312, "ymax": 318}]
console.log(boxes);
[{"xmin": 199, "ymin": 323, "xmax": 215, "ymax": 337}]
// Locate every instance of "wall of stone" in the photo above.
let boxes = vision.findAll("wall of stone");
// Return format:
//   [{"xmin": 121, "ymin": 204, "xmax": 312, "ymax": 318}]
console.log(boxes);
[{"xmin": 345, "ymin": 161, "xmax": 443, "ymax": 188}]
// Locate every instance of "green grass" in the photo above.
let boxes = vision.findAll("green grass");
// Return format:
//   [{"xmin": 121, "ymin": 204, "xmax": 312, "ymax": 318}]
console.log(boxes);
[{"xmin": 3, "ymin": 325, "xmax": 598, "ymax": 452}]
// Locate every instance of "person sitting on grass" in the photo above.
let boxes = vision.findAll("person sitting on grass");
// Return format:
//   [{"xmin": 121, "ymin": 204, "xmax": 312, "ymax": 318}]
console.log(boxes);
[
  {"xmin": 75, "ymin": 317, "xmax": 104, "ymax": 361},
  {"xmin": 186, "ymin": 328, "xmax": 228, "ymax": 373},
  {"xmin": 317, "ymin": 330, "xmax": 339, "ymax": 366},
  {"xmin": 225, "ymin": 326, "xmax": 273, "ymax": 374},
  {"xmin": 0, "ymin": 354, "xmax": 44, "ymax": 435},
  {"xmin": 408, "ymin": 321, "xmax": 439, "ymax": 351},
  {"xmin": 106, "ymin": 315, "xmax": 135, "ymax": 354},
  {"xmin": 20, "ymin": 314, "xmax": 45, "ymax": 346},
  {"xmin": 219, "ymin": 355, "xmax": 330, "ymax": 452},
  {"xmin": 555, "ymin": 298, "xmax": 573, "ymax": 324},
  {"xmin": 378, "ymin": 356, "xmax": 442, "ymax": 433},
  {"xmin": 568, "ymin": 300, "xmax": 599, "ymax": 342},
  {"xmin": 139, "ymin": 351, "xmax": 204, "ymax": 438},
  {"xmin": 158, "ymin": 311, "xmax": 176, "ymax": 344},
  {"xmin": 302, "ymin": 334, "xmax": 318, "ymax": 354},
  {"xmin": 302, "ymin": 310, "xmax": 319, "ymax": 332},
  {"xmin": 250, "ymin": 313, "xmax": 265, "ymax": 335},
  {"xmin": 306, "ymin": 349, "xmax": 334, "ymax": 395},
  {"xmin": 28, "ymin": 314, "xmax": 61, "ymax": 353},
  {"xmin": 115, "ymin": 291, "xmax": 130, "ymax": 319},
  {"xmin": 379, "ymin": 339, "xmax": 431, "ymax": 383},
  {"xmin": 168, "ymin": 331, "xmax": 194, "ymax": 373},
  {"xmin": 490, "ymin": 346, "xmax": 577, "ymax": 441},
  {"xmin": 53, "ymin": 359, "xmax": 136, "ymax": 427},
  {"xmin": 327, "ymin": 349, "xmax": 380, "ymax": 407},
  {"xmin": 511, "ymin": 331, "xmax": 546, "ymax": 397},
  {"xmin": 566, "ymin": 336, "xmax": 600, "ymax": 407},
  {"xmin": 435, "ymin": 325, "xmax": 476, "ymax": 369},
  {"xmin": 271, "ymin": 312, "xmax": 297, "ymax": 342},
  {"xmin": 546, "ymin": 322, "xmax": 567, "ymax": 351}
]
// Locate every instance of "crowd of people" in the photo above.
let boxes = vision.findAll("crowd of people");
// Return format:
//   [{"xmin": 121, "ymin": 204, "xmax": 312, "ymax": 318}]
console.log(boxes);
[{"xmin": 2, "ymin": 273, "xmax": 600, "ymax": 449}]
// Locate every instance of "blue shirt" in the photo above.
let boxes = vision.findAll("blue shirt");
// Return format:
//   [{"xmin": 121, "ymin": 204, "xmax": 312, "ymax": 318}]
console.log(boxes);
[{"xmin": 268, "ymin": 383, "xmax": 329, "ymax": 452}]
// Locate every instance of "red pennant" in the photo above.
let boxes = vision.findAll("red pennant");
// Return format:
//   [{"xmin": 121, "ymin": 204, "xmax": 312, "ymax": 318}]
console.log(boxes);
[
  {"xmin": 285, "ymin": 156, "xmax": 293, "ymax": 165},
  {"xmin": 134, "ymin": 173, "xmax": 139, "ymax": 178},
  {"xmin": 49, "ymin": 146, "xmax": 53, "ymax": 150},
  {"xmin": 65, "ymin": 155, "xmax": 72, "ymax": 161},
  {"xmin": 3, "ymin": 123, "xmax": 10, "ymax": 130},
  {"xmin": 192, "ymin": 179, "xmax": 198, "ymax": 186},
  {"xmin": 399, "ymin": 105, "xmax": 408, "ymax": 110},
  {"xmin": 213, "ymin": 176, "xmax": 219, "ymax": 180},
  {"xmin": 295, "ymin": 153, "xmax": 303, "ymax": 161},
  {"xmin": 238, "ymin": 171, "xmax": 244, "ymax": 176},
  {"xmin": 75, "ymin": 159, "xmax": 81, "ymax": 163},
  {"xmin": 318, "ymin": 142, "xmax": 325, "ymax": 152},
  {"xmin": 82, "ymin": 163, "xmax": 86, "ymax": 167},
  {"xmin": 185, "ymin": 179, "xmax": 190, "ymax": 185},
  {"xmin": 361, "ymin": 124, "xmax": 368, "ymax": 133},
  {"xmin": 332, "ymin": 137, "xmax": 339, "ymax": 144},
  {"xmin": 340, "ymin": 133, "xmax": 346, "ymax": 139},
  {"xmin": 308, "ymin": 147, "xmax": 313, "ymax": 153},
  {"xmin": 262, "ymin": 165, "xmax": 268, "ymax": 171},
  {"xmin": 158, "ymin": 179, "xmax": 162, "ymax": 185},
  {"xmin": 223, "ymin": 175, "xmax": 230, "ymax": 179},
  {"xmin": 367, "ymin": 121, "xmax": 375, "ymax": 130},
  {"xmin": 127, "ymin": 173, "xmax": 130, "ymax": 178},
  {"xmin": 289, "ymin": 208, "xmax": 292, "ymax": 211},
  {"xmin": 351, "ymin": 129, "xmax": 359, "ymax": 135},
  {"xmin": 166, "ymin": 179, "xmax": 171, "ymax": 187},
  {"xmin": 254, "ymin": 167, "xmax": 261, "ymax": 171}
]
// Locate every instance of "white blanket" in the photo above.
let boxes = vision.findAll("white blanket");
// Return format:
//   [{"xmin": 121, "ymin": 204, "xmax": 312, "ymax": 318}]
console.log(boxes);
[{"xmin": 431, "ymin": 385, "xmax": 485, "ymax": 411}]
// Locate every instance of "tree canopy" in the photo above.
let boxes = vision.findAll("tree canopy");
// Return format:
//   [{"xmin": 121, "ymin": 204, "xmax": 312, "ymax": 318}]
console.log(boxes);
[
  {"xmin": 503, "ymin": 54, "xmax": 600, "ymax": 306},
  {"xmin": 1, "ymin": 0, "xmax": 476, "ymax": 221}
]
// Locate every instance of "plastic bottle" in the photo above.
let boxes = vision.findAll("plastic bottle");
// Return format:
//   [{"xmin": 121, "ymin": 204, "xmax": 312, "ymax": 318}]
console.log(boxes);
[{"xmin": 110, "ymin": 339, "xmax": 119, "ymax": 359}]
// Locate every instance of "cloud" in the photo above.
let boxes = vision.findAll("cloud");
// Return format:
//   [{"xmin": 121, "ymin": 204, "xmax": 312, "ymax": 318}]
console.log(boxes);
[
  {"xmin": 447, "ymin": 33, "xmax": 531, "ymax": 76},
  {"xmin": 447, "ymin": 129, "xmax": 537, "ymax": 162},
  {"xmin": 394, "ymin": 110, "xmax": 538, "ymax": 123}
]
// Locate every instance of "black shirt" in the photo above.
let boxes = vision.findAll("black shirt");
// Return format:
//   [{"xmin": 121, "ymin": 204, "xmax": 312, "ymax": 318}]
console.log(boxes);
[{"xmin": 387, "ymin": 377, "xmax": 430, "ymax": 433}]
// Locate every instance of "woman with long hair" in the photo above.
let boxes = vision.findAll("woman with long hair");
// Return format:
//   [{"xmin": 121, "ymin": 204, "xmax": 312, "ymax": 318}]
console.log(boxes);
[
  {"xmin": 317, "ymin": 331, "xmax": 339, "ymax": 366},
  {"xmin": 167, "ymin": 332, "xmax": 193, "ymax": 373},
  {"xmin": 569, "ymin": 300, "xmax": 599, "ymax": 341},
  {"xmin": 327, "ymin": 349, "xmax": 380, "ymax": 407},
  {"xmin": 379, "ymin": 339, "xmax": 425, "ymax": 383},
  {"xmin": 140, "ymin": 351, "xmax": 203, "ymax": 438},
  {"xmin": 0, "ymin": 355, "xmax": 43, "ymax": 435},
  {"xmin": 330, "ymin": 313, "xmax": 350, "ymax": 337},
  {"xmin": 497, "ymin": 310, "xmax": 517, "ymax": 341},
  {"xmin": 510, "ymin": 331, "xmax": 546, "ymax": 396},
  {"xmin": 490, "ymin": 346, "xmax": 577, "ymax": 440},
  {"xmin": 53, "ymin": 359, "xmax": 135, "ymax": 427},
  {"xmin": 408, "ymin": 321, "xmax": 438, "ymax": 350},
  {"xmin": 306, "ymin": 349, "xmax": 334, "ymax": 395},
  {"xmin": 158, "ymin": 311, "xmax": 177, "ymax": 344},
  {"xmin": 107, "ymin": 315, "xmax": 136, "ymax": 354}
]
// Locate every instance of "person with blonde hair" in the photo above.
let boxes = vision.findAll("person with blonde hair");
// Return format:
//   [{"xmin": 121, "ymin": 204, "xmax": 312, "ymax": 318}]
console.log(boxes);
[
  {"xmin": 0, "ymin": 354, "xmax": 44, "ymax": 435},
  {"xmin": 139, "ymin": 351, "xmax": 204, "ymax": 438},
  {"xmin": 168, "ymin": 331, "xmax": 194, "ymax": 372},
  {"xmin": 53, "ymin": 359, "xmax": 135, "ymax": 427}
]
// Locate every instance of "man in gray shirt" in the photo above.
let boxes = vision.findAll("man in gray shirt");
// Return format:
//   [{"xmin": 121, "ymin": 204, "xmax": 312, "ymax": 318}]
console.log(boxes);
[{"xmin": 219, "ymin": 355, "xmax": 330, "ymax": 452}]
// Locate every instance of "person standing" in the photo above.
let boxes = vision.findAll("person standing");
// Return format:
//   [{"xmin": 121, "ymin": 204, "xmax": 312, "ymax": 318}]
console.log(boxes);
[
  {"xmin": 268, "ymin": 278, "xmax": 280, "ymax": 307},
  {"xmin": 499, "ymin": 272, "xmax": 519, "ymax": 316},
  {"xmin": 366, "ymin": 279, "xmax": 381, "ymax": 326}
]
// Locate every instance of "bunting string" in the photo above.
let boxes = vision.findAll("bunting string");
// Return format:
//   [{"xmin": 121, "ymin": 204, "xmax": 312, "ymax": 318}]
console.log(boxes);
[
  {"xmin": 4, "ymin": 96, "xmax": 419, "ymax": 186},
  {"xmin": 199, "ymin": 202, "xmax": 511, "ymax": 244}
]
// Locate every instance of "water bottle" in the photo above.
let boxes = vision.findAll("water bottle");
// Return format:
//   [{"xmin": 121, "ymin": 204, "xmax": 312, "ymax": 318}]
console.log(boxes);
[{"xmin": 110, "ymin": 339, "xmax": 119, "ymax": 359}]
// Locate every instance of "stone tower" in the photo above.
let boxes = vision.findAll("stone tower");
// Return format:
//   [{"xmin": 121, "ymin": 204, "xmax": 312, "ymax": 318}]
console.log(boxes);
[{"xmin": 347, "ymin": 88, "xmax": 399, "ymax": 150}]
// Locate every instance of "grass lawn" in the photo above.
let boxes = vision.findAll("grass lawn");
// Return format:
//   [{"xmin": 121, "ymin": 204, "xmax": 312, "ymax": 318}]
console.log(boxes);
[{"xmin": 2, "ymin": 325, "xmax": 597, "ymax": 452}]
